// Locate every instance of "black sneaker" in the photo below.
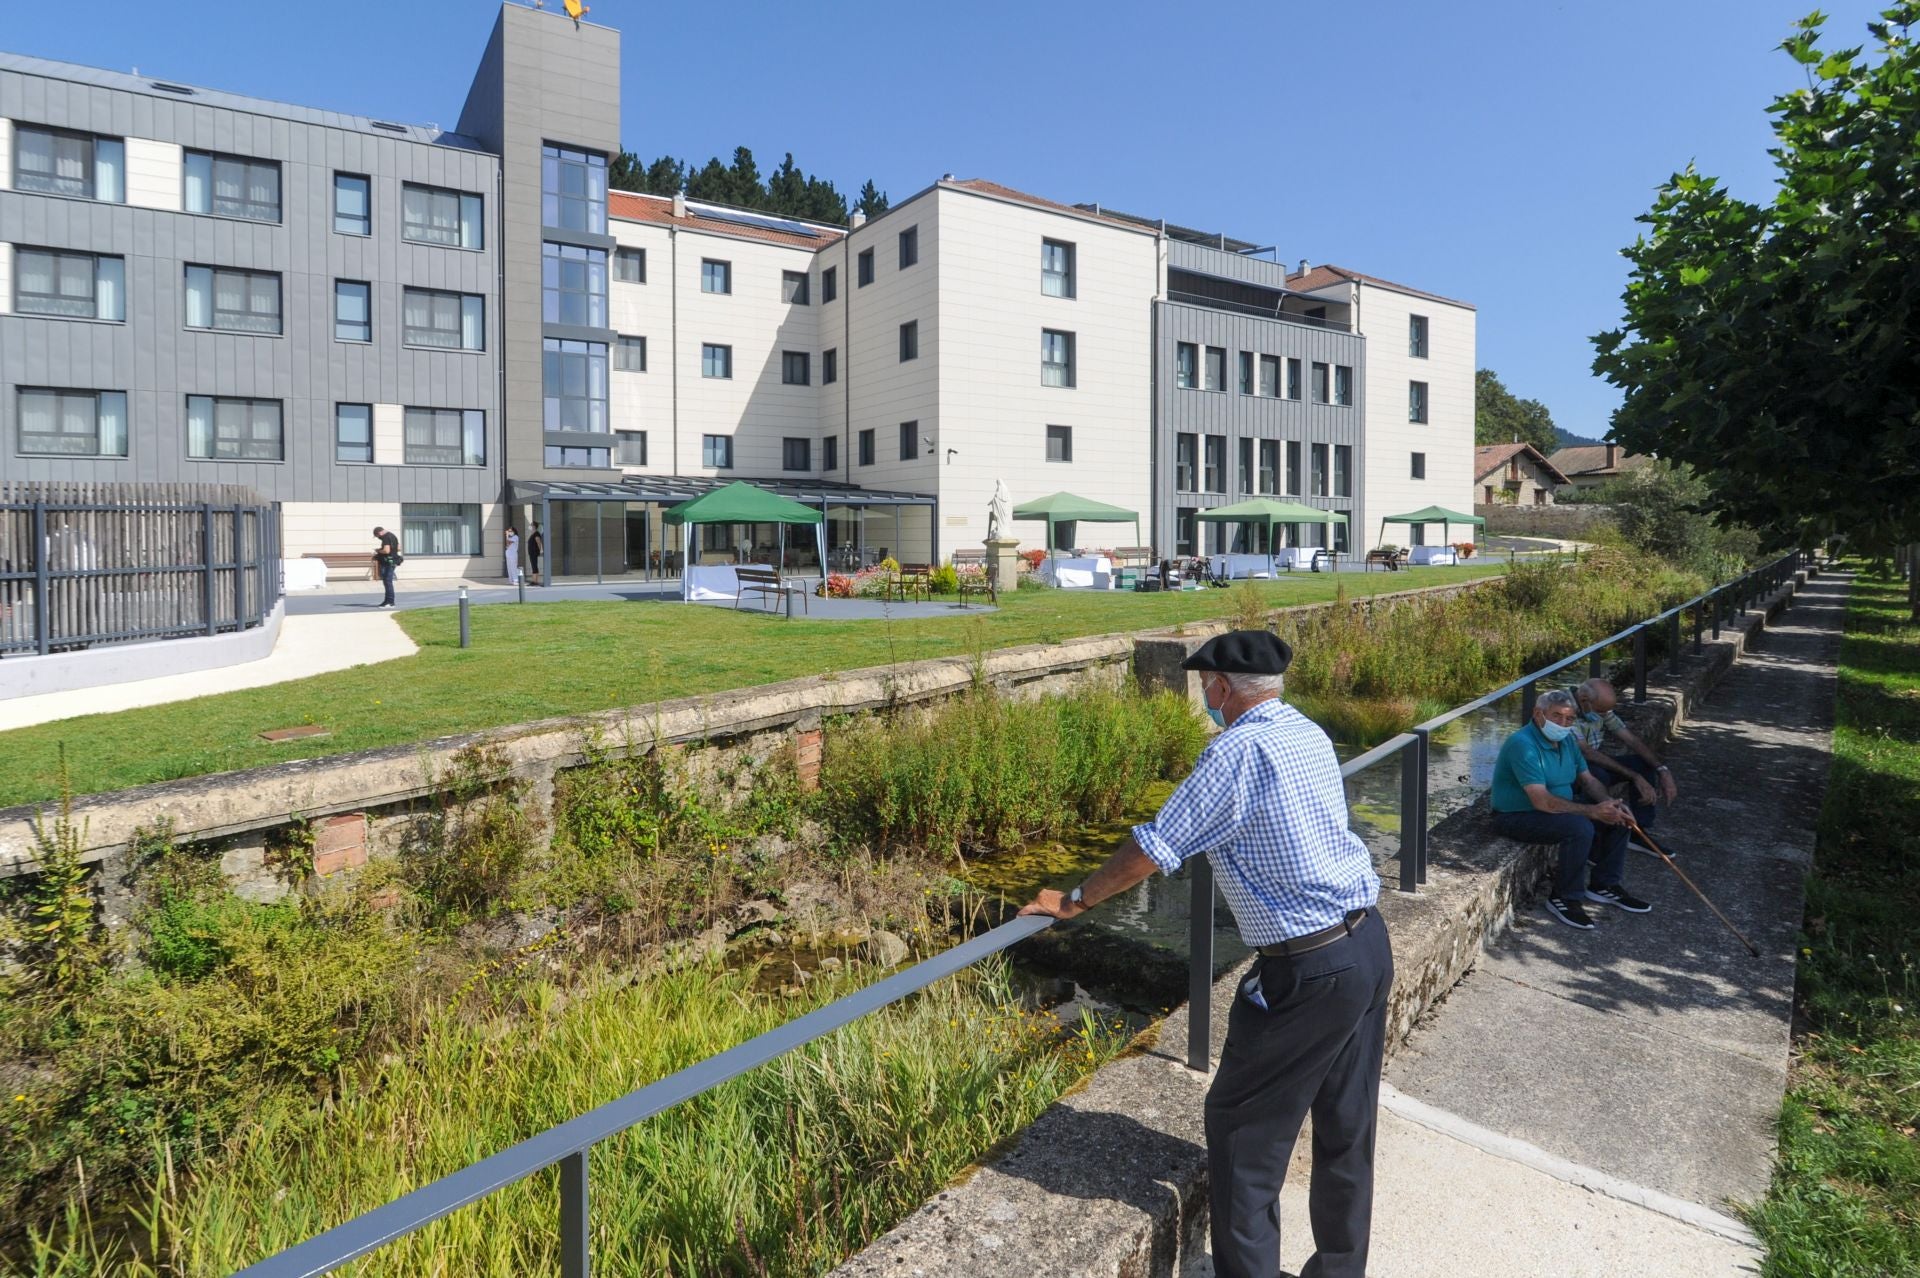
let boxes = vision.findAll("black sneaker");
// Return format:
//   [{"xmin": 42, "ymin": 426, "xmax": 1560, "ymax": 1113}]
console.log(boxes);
[
  {"xmin": 1587, "ymin": 884, "xmax": 1652, "ymax": 913},
  {"xmin": 1545, "ymin": 895, "xmax": 1596, "ymax": 930}
]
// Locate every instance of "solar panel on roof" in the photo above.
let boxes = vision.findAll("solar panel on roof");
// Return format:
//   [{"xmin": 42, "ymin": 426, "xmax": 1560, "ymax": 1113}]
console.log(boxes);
[{"xmin": 149, "ymin": 81, "xmax": 196, "ymax": 95}]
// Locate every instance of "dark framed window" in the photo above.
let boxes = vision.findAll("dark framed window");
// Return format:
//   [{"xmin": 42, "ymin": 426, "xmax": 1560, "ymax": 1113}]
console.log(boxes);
[
  {"xmin": 402, "ymin": 183, "xmax": 483, "ymax": 248},
  {"xmin": 615, "ymin": 335, "xmax": 646, "ymax": 371},
  {"xmin": 1311, "ymin": 362, "xmax": 1331, "ymax": 404},
  {"xmin": 1204, "ymin": 434, "xmax": 1226, "ymax": 492},
  {"xmin": 1333, "ymin": 511, "xmax": 1352, "ymax": 554},
  {"xmin": 1408, "ymin": 380, "xmax": 1429, "ymax": 422},
  {"xmin": 1311, "ymin": 443, "xmax": 1329, "ymax": 496},
  {"xmin": 823, "ymin": 348, "xmax": 838, "ymax": 384},
  {"xmin": 1409, "ymin": 314, "xmax": 1429, "ymax": 358},
  {"xmin": 858, "ymin": 248, "xmax": 874, "ymax": 286},
  {"xmin": 1042, "ymin": 329, "xmax": 1075, "ymax": 387},
  {"xmin": 13, "ymin": 248, "xmax": 123, "ymax": 320},
  {"xmin": 783, "ymin": 437, "xmax": 811, "ymax": 471},
  {"xmin": 899, "ymin": 420, "xmax": 918, "ymax": 461},
  {"xmin": 701, "ymin": 343, "xmax": 733, "ymax": 379},
  {"xmin": 1334, "ymin": 365, "xmax": 1354, "ymax": 406},
  {"xmin": 615, "ymin": 247, "xmax": 646, "ymax": 283},
  {"xmin": 541, "ymin": 144, "xmax": 608, "ymax": 234},
  {"xmin": 543, "ymin": 338, "xmax": 609, "ymax": 433},
  {"xmin": 402, "ymin": 503, "xmax": 482, "ymax": 556},
  {"xmin": 823, "ymin": 436, "xmax": 838, "ymax": 470},
  {"xmin": 822, "ymin": 266, "xmax": 838, "ymax": 302},
  {"xmin": 899, "ymin": 321, "xmax": 919, "ymax": 361},
  {"xmin": 1175, "ymin": 433, "xmax": 1198, "ymax": 491},
  {"xmin": 334, "ymin": 280, "xmax": 371, "ymax": 342},
  {"xmin": 333, "ymin": 173, "xmax": 370, "ymax": 235},
  {"xmin": 1411, "ymin": 451, "xmax": 1427, "ymax": 479},
  {"xmin": 782, "ymin": 351, "xmax": 811, "ymax": 386},
  {"xmin": 1238, "ymin": 351, "xmax": 1254, "ymax": 395},
  {"xmin": 1042, "ymin": 238, "xmax": 1075, "ymax": 298},
  {"xmin": 703, "ymin": 434, "xmax": 734, "ymax": 469},
  {"xmin": 1239, "ymin": 437, "xmax": 1254, "ymax": 492},
  {"xmin": 1334, "ymin": 444, "xmax": 1352, "ymax": 497},
  {"xmin": 1257, "ymin": 439, "xmax": 1279, "ymax": 494},
  {"xmin": 544, "ymin": 446, "xmax": 611, "ymax": 468},
  {"xmin": 1286, "ymin": 440, "xmax": 1302, "ymax": 494},
  {"xmin": 1203, "ymin": 346, "xmax": 1226, "ymax": 391},
  {"xmin": 335, "ymin": 403, "xmax": 373, "ymax": 463},
  {"xmin": 403, "ymin": 407, "xmax": 486, "ymax": 466},
  {"xmin": 1046, "ymin": 424, "xmax": 1072, "ymax": 463},
  {"xmin": 184, "ymin": 265, "xmax": 281, "ymax": 334},
  {"xmin": 782, "ymin": 270, "xmax": 810, "ymax": 304},
  {"xmin": 1286, "ymin": 357, "xmax": 1302, "ymax": 400},
  {"xmin": 618, "ymin": 431, "xmax": 648, "ymax": 466},
  {"xmin": 1176, "ymin": 342, "xmax": 1198, "ymax": 389},
  {"xmin": 898, "ymin": 225, "xmax": 918, "ymax": 268},
  {"xmin": 701, "ymin": 258, "xmax": 732, "ymax": 294},
  {"xmin": 13, "ymin": 125, "xmax": 123, "ymax": 201},
  {"xmin": 184, "ymin": 150, "xmax": 280, "ymax": 222},
  {"xmin": 16, "ymin": 388, "xmax": 127, "ymax": 457},
  {"xmin": 542, "ymin": 242, "xmax": 608, "ymax": 328},
  {"xmin": 186, "ymin": 395, "xmax": 282, "ymax": 461},
  {"xmin": 858, "ymin": 428, "xmax": 875, "ymax": 466},
  {"xmin": 1175, "ymin": 508, "xmax": 1197, "ymax": 557},
  {"xmin": 1259, "ymin": 355, "xmax": 1280, "ymax": 398},
  {"xmin": 404, "ymin": 287, "xmax": 485, "ymax": 350}
]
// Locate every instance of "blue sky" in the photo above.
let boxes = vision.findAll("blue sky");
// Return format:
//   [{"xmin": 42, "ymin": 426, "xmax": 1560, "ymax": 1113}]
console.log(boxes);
[{"xmin": 6, "ymin": 0, "xmax": 1889, "ymax": 441}]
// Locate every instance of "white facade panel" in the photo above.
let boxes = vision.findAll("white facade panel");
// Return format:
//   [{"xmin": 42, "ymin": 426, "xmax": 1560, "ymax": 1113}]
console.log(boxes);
[
  {"xmin": 0, "ymin": 119, "xmax": 11, "ymax": 190},
  {"xmin": 608, "ymin": 221, "xmax": 675, "ymax": 473},
  {"xmin": 837, "ymin": 201, "xmax": 943, "ymax": 504},
  {"xmin": 123, "ymin": 137, "xmax": 182, "ymax": 211},
  {"xmin": 1355, "ymin": 284, "xmax": 1477, "ymax": 548},
  {"xmin": 373, "ymin": 402, "xmax": 403, "ymax": 467},
  {"xmin": 0, "ymin": 243, "xmax": 10, "ymax": 316}
]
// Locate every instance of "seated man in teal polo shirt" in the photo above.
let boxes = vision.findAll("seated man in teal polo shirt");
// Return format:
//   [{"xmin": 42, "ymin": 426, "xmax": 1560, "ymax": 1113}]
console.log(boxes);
[{"xmin": 1491, "ymin": 688, "xmax": 1647, "ymax": 930}]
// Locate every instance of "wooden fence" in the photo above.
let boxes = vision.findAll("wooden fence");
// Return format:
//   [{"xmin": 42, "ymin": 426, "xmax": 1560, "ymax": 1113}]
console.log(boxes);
[{"xmin": 0, "ymin": 481, "xmax": 281, "ymax": 657}]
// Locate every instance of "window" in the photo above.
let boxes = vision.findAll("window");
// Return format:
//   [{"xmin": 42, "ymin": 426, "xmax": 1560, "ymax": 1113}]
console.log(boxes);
[
  {"xmin": 1409, "ymin": 314, "xmax": 1429, "ymax": 359},
  {"xmin": 822, "ymin": 266, "xmax": 837, "ymax": 302},
  {"xmin": 823, "ymin": 436, "xmax": 838, "ymax": 471},
  {"xmin": 899, "ymin": 420, "xmax": 919, "ymax": 461},
  {"xmin": 1175, "ymin": 432, "xmax": 1199, "ymax": 490},
  {"xmin": 1411, "ymin": 451, "xmax": 1427, "ymax": 480},
  {"xmin": 1334, "ymin": 365, "xmax": 1354, "ymax": 406},
  {"xmin": 541, "ymin": 144, "xmax": 607, "ymax": 234},
  {"xmin": 783, "ymin": 437, "xmax": 811, "ymax": 471},
  {"xmin": 402, "ymin": 503, "xmax": 481, "ymax": 557},
  {"xmin": 183, "ymin": 150, "xmax": 280, "ymax": 222},
  {"xmin": 822, "ymin": 348, "xmax": 838, "ymax": 384},
  {"xmin": 1286, "ymin": 357, "xmax": 1302, "ymax": 400},
  {"xmin": 1333, "ymin": 512, "xmax": 1351, "ymax": 554},
  {"xmin": 401, "ymin": 183, "xmax": 483, "ymax": 249},
  {"xmin": 1238, "ymin": 437, "xmax": 1254, "ymax": 491},
  {"xmin": 1257, "ymin": 439, "xmax": 1279, "ymax": 494},
  {"xmin": 858, "ymin": 248, "xmax": 874, "ymax": 286},
  {"xmin": 1041, "ymin": 329, "xmax": 1075, "ymax": 387},
  {"xmin": 701, "ymin": 343, "xmax": 732, "ymax": 379},
  {"xmin": 1204, "ymin": 346, "xmax": 1226, "ymax": 391},
  {"xmin": 333, "ymin": 173, "xmax": 370, "ymax": 235},
  {"xmin": 702, "ymin": 258, "xmax": 732, "ymax": 294},
  {"xmin": 334, "ymin": 280, "xmax": 371, "ymax": 342},
  {"xmin": 783, "ymin": 351, "xmax": 810, "ymax": 385},
  {"xmin": 1334, "ymin": 444, "xmax": 1352, "ymax": 497},
  {"xmin": 1238, "ymin": 351, "xmax": 1255, "ymax": 396},
  {"xmin": 544, "ymin": 446, "xmax": 610, "ymax": 468},
  {"xmin": 14, "ymin": 126, "xmax": 123, "ymax": 202},
  {"xmin": 1204, "ymin": 434, "xmax": 1226, "ymax": 492},
  {"xmin": 186, "ymin": 395, "xmax": 282, "ymax": 461},
  {"xmin": 858, "ymin": 428, "xmax": 875, "ymax": 466},
  {"xmin": 1176, "ymin": 342, "xmax": 1198, "ymax": 389},
  {"xmin": 543, "ymin": 339, "xmax": 609, "ymax": 433},
  {"xmin": 1409, "ymin": 380, "xmax": 1429, "ymax": 423},
  {"xmin": 184, "ymin": 266, "xmax": 282, "ymax": 334},
  {"xmin": 898, "ymin": 225, "xmax": 918, "ymax": 268},
  {"xmin": 334, "ymin": 403, "xmax": 372, "ymax": 463},
  {"xmin": 1311, "ymin": 362, "xmax": 1330, "ymax": 404},
  {"xmin": 899, "ymin": 321, "xmax": 918, "ymax": 362},
  {"xmin": 542, "ymin": 243, "xmax": 608, "ymax": 328},
  {"xmin": 615, "ymin": 335, "xmax": 646, "ymax": 371},
  {"xmin": 782, "ymin": 270, "xmax": 809, "ymax": 305},
  {"xmin": 703, "ymin": 434, "xmax": 734, "ymax": 469},
  {"xmin": 1175, "ymin": 508, "xmax": 1197, "ymax": 557},
  {"xmin": 16, "ymin": 388, "xmax": 127, "ymax": 457},
  {"xmin": 403, "ymin": 407, "xmax": 486, "ymax": 466},
  {"xmin": 1310, "ymin": 443, "xmax": 1329, "ymax": 496},
  {"xmin": 1042, "ymin": 238, "xmax": 1075, "ymax": 298},
  {"xmin": 1259, "ymin": 355, "xmax": 1280, "ymax": 398},
  {"xmin": 404, "ymin": 287, "xmax": 485, "ymax": 350},
  {"xmin": 13, "ymin": 248, "xmax": 123, "ymax": 321},
  {"xmin": 1046, "ymin": 424, "xmax": 1073, "ymax": 463},
  {"xmin": 1286, "ymin": 441, "xmax": 1302, "ymax": 494},
  {"xmin": 614, "ymin": 247, "xmax": 646, "ymax": 283},
  {"xmin": 617, "ymin": 431, "xmax": 648, "ymax": 466}
]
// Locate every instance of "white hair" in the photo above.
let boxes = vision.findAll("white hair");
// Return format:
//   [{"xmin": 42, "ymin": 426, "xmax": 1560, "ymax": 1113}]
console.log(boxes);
[
  {"xmin": 1219, "ymin": 671, "xmax": 1284, "ymax": 697},
  {"xmin": 1537, "ymin": 688, "xmax": 1577, "ymax": 713}
]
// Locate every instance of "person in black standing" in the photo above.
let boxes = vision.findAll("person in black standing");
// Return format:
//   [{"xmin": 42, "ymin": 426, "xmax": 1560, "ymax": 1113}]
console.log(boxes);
[
  {"xmin": 372, "ymin": 525, "xmax": 399, "ymax": 607},
  {"xmin": 527, "ymin": 522, "xmax": 545, "ymax": 586}
]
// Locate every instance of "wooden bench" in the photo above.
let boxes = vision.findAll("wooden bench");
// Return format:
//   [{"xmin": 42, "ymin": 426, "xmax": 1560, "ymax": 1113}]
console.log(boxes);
[
  {"xmin": 1109, "ymin": 546, "xmax": 1156, "ymax": 569},
  {"xmin": 950, "ymin": 549, "xmax": 986, "ymax": 568},
  {"xmin": 303, "ymin": 552, "xmax": 374, "ymax": 581},
  {"xmin": 733, "ymin": 566, "xmax": 809, "ymax": 614},
  {"xmin": 1364, "ymin": 549, "xmax": 1407, "ymax": 572}
]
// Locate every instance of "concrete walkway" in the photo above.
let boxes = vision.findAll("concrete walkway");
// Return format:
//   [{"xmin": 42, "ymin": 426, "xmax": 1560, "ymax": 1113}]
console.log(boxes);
[{"xmin": 0, "ymin": 610, "xmax": 418, "ymax": 731}]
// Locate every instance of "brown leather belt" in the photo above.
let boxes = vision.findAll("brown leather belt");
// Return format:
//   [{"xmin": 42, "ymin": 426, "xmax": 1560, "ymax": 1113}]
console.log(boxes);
[{"xmin": 1258, "ymin": 907, "xmax": 1370, "ymax": 958}]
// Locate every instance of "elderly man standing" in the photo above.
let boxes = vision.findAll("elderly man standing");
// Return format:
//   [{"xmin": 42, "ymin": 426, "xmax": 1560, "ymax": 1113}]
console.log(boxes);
[
  {"xmin": 1569, "ymin": 677, "xmax": 1680, "ymax": 856},
  {"xmin": 1491, "ymin": 689, "xmax": 1646, "ymax": 930},
  {"xmin": 1022, "ymin": 631, "xmax": 1390, "ymax": 1278}
]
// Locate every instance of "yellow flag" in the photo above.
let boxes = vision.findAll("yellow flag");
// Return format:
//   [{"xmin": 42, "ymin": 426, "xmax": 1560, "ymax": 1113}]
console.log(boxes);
[{"xmin": 564, "ymin": 0, "xmax": 589, "ymax": 20}]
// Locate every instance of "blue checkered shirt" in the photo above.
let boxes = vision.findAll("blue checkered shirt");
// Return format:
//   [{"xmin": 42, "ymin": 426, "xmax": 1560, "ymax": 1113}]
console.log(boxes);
[{"xmin": 1133, "ymin": 698, "xmax": 1379, "ymax": 946}]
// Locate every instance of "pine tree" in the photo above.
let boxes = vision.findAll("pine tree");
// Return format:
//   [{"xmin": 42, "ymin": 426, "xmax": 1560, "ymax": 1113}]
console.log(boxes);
[
  {"xmin": 855, "ymin": 179, "xmax": 890, "ymax": 218},
  {"xmin": 726, "ymin": 146, "xmax": 764, "ymax": 207}
]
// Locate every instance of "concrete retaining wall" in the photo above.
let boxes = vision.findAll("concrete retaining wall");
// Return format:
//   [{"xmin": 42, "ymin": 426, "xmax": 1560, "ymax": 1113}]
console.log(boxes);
[{"xmin": 0, "ymin": 599, "xmax": 285, "ymax": 701}]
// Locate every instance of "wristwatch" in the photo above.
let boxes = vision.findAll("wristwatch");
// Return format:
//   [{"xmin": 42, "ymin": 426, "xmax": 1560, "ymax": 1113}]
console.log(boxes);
[
  {"xmin": 1065, "ymin": 885, "xmax": 1086, "ymax": 911},
  {"xmin": 1655, "ymin": 765, "xmax": 1671, "ymax": 773}
]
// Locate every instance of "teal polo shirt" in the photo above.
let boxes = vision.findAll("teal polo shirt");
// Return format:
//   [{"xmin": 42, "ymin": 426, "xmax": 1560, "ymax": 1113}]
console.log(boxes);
[{"xmin": 1491, "ymin": 722, "xmax": 1586, "ymax": 813}]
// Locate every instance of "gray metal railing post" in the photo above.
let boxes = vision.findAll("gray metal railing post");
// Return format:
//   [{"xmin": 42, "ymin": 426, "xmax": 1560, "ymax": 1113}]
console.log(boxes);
[
  {"xmin": 31, "ymin": 501, "xmax": 50, "ymax": 655},
  {"xmin": 1413, "ymin": 727, "xmax": 1430, "ymax": 885},
  {"xmin": 1588, "ymin": 643, "xmax": 1605, "ymax": 679},
  {"xmin": 1398, "ymin": 736, "xmax": 1420, "ymax": 892},
  {"xmin": 1520, "ymin": 678, "xmax": 1538, "ymax": 725},
  {"xmin": 459, "ymin": 587, "xmax": 472, "ymax": 649},
  {"xmin": 1632, "ymin": 626, "xmax": 1647, "ymax": 703},
  {"xmin": 1693, "ymin": 601, "xmax": 1703, "ymax": 654},
  {"xmin": 1713, "ymin": 590, "xmax": 1723, "ymax": 638},
  {"xmin": 560, "ymin": 1150, "xmax": 589, "ymax": 1278},
  {"xmin": 519, "ymin": 574, "xmax": 527, "ymax": 605},
  {"xmin": 1188, "ymin": 858, "xmax": 1214, "ymax": 1072},
  {"xmin": 1667, "ymin": 611, "xmax": 1681, "ymax": 669},
  {"xmin": 202, "ymin": 502, "xmax": 217, "ymax": 636}
]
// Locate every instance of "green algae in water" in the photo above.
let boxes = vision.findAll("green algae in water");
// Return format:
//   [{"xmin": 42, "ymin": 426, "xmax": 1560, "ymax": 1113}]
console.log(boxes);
[{"xmin": 958, "ymin": 780, "xmax": 1178, "ymax": 903}]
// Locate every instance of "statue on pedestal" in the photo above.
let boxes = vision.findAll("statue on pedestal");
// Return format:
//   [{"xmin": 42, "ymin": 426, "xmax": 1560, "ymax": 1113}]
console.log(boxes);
[{"xmin": 987, "ymin": 479, "xmax": 1013, "ymax": 543}]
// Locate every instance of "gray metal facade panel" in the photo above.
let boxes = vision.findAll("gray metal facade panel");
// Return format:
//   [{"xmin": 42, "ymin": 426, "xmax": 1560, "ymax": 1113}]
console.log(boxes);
[
  {"xmin": 1, "ymin": 63, "xmax": 502, "ymax": 504},
  {"xmin": 1152, "ymin": 301, "xmax": 1370, "ymax": 552},
  {"xmin": 1166, "ymin": 240, "xmax": 1296, "ymax": 292}
]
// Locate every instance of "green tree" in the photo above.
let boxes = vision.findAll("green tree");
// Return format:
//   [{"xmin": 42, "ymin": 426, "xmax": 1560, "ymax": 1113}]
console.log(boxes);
[
  {"xmin": 1475, "ymin": 368, "xmax": 1558, "ymax": 456},
  {"xmin": 855, "ymin": 179, "xmax": 890, "ymax": 218},
  {"xmin": 1594, "ymin": 461, "xmax": 1759, "ymax": 578},
  {"xmin": 767, "ymin": 152, "xmax": 806, "ymax": 215},
  {"xmin": 1592, "ymin": 6, "xmax": 1920, "ymax": 610},
  {"xmin": 726, "ymin": 146, "xmax": 764, "ymax": 207},
  {"xmin": 685, "ymin": 156, "xmax": 735, "ymax": 205}
]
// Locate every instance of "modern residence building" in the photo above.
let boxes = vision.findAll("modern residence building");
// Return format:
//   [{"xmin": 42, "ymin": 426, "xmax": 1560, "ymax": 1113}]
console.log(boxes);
[{"xmin": 2, "ymin": 2, "xmax": 1476, "ymax": 582}]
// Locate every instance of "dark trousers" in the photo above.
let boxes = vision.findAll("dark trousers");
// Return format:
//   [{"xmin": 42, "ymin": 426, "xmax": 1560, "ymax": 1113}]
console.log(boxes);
[
  {"xmin": 528, "ymin": 550, "xmax": 542, "ymax": 583},
  {"xmin": 378, "ymin": 560, "xmax": 396, "ymax": 606},
  {"xmin": 1597, "ymin": 752, "xmax": 1660, "ymax": 829},
  {"xmin": 1491, "ymin": 808, "xmax": 1630, "ymax": 898},
  {"xmin": 1206, "ymin": 906, "xmax": 1394, "ymax": 1278}
]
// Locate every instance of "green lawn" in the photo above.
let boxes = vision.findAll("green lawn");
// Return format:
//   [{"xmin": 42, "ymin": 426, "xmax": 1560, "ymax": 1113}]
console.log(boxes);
[
  {"xmin": 0, "ymin": 564, "xmax": 1506, "ymax": 808},
  {"xmin": 1749, "ymin": 568, "xmax": 1920, "ymax": 1275}
]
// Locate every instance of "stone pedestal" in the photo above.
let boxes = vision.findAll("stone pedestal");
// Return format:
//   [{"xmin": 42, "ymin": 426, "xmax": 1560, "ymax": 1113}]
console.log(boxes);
[{"xmin": 985, "ymin": 537, "xmax": 1020, "ymax": 594}]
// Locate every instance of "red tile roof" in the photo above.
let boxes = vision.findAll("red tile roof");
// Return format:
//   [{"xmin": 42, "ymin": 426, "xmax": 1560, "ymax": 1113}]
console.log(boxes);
[
  {"xmin": 1548, "ymin": 444, "xmax": 1652, "ymax": 479},
  {"xmin": 1475, "ymin": 442, "xmax": 1570, "ymax": 485},
  {"xmin": 942, "ymin": 179, "xmax": 1150, "ymax": 230},
  {"xmin": 608, "ymin": 190, "xmax": 844, "ymax": 251},
  {"xmin": 1286, "ymin": 264, "xmax": 1475, "ymax": 310}
]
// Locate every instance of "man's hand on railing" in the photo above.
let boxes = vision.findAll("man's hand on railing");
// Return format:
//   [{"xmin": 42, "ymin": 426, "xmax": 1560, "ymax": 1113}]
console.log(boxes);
[{"xmin": 1019, "ymin": 888, "xmax": 1087, "ymax": 921}]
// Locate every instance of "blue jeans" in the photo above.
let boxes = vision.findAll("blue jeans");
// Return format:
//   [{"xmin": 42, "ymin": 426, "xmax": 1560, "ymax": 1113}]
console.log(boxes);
[
  {"xmin": 1596, "ymin": 753, "xmax": 1660, "ymax": 829},
  {"xmin": 1492, "ymin": 808, "xmax": 1630, "ymax": 899},
  {"xmin": 378, "ymin": 560, "xmax": 396, "ymax": 606}
]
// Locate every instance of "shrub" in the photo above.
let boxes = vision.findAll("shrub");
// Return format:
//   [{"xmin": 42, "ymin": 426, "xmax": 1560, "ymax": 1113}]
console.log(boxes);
[
  {"xmin": 822, "ymin": 573, "xmax": 855, "ymax": 599},
  {"xmin": 403, "ymin": 744, "xmax": 539, "ymax": 920},
  {"xmin": 929, "ymin": 563, "xmax": 960, "ymax": 595},
  {"xmin": 1018, "ymin": 548, "xmax": 1048, "ymax": 571}
]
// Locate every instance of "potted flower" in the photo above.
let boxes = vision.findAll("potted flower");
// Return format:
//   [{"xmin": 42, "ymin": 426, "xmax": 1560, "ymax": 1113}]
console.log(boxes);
[{"xmin": 1451, "ymin": 541, "xmax": 1477, "ymax": 559}]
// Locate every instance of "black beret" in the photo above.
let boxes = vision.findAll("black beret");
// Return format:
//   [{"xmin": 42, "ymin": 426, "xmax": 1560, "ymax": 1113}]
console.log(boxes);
[{"xmin": 1182, "ymin": 630, "xmax": 1294, "ymax": 675}]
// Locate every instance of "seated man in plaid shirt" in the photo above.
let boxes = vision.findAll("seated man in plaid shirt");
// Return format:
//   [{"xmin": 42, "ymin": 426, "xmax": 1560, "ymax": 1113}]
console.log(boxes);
[
  {"xmin": 1023, "ymin": 630, "xmax": 1390, "ymax": 1278},
  {"xmin": 1569, "ymin": 677, "xmax": 1680, "ymax": 856}
]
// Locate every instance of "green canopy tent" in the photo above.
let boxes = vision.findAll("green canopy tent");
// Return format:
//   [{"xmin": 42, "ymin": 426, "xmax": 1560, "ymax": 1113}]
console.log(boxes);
[
  {"xmin": 663, "ymin": 481, "xmax": 826, "ymax": 601},
  {"xmin": 1011, "ymin": 491, "xmax": 1141, "ymax": 553},
  {"xmin": 1376, "ymin": 505, "xmax": 1485, "ymax": 556},
  {"xmin": 1197, "ymin": 498, "xmax": 1348, "ymax": 572}
]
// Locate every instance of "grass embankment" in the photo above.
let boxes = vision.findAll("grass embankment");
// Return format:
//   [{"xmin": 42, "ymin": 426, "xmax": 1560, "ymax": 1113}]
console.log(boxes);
[
  {"xmin": 0, "ymin": 562, "xmax": 1504, "ymax": 808},
  {"xmin": 1750, "ymin": 568, "xmax": 1920, "ymax": 1275}
]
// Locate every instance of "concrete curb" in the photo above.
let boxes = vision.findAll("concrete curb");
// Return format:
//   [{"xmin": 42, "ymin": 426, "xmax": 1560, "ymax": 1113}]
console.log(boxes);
[{"xmin": 0, "ymin": 599, "xmax": 284, "ymax": 701}]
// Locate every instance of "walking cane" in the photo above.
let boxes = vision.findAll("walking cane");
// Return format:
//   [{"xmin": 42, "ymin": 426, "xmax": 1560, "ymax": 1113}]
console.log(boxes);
[{"xmin": 1626, "ymin": 819, "xmax": 1760, "ymax": 958}]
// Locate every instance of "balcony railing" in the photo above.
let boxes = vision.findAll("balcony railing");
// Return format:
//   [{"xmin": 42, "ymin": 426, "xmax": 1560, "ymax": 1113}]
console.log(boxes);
[{"xmin": 1165, "ymin": 289, "xmax": 1353, "ymax": 331}]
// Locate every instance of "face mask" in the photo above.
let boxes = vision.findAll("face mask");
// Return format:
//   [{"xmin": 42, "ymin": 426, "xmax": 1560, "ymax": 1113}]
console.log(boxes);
[
  {"xmin": 1205, "ymin": 680, "xmax": 1227, "ymax": 728},
  {"xmin": 1539, "ymin": 719, "xmax": 1574, "ymax": 743}
]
